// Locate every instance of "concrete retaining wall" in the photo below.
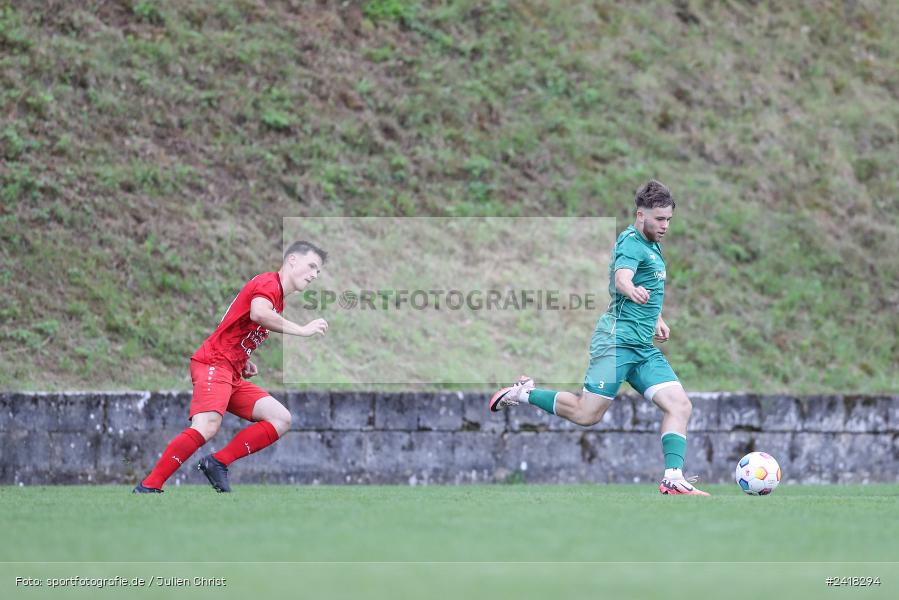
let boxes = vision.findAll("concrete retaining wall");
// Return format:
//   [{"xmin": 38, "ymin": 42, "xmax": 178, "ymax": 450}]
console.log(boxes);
[{"xmin": 1, "ymin": 392, "xmax": 897, "ymax": 485}]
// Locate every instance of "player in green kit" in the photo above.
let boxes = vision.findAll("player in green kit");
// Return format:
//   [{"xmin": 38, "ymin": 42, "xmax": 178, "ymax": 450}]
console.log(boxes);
[{"xmin": 490, "ymin": 180, "xmax": 709, "ymax": 496}]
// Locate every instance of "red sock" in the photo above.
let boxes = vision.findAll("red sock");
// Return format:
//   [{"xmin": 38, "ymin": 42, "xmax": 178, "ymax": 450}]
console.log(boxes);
[
  {"xmin": 213, "ymin": 421, "xmax": 280, "ymax": 466},
  {"xmin": 142, "ymin": 428, "xmax": 206, "ymax": 489}
]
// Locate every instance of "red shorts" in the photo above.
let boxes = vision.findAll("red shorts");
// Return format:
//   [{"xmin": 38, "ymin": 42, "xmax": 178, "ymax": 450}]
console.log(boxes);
[{"xmin": 188, "ymin": 359, "xmax": 270, "ymax": 421}]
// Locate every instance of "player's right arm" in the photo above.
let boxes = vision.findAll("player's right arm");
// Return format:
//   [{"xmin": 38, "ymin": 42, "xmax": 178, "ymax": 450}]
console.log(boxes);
[
  {"xmin": 249, "ymin": 297, "xmax": 329, "ymax": 337},
  {"xmin": 614, "ymin": 268, "xmax": 649, "ymax": 304}
]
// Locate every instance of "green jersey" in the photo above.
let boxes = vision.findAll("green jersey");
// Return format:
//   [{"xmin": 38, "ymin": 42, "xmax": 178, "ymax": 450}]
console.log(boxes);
[{"xmin": 593, "ymin": 225, "xmax": 666, "ymax": 348}]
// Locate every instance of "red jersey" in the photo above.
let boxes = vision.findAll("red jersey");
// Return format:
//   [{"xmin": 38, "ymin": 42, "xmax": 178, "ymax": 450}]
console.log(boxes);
[{"xmin": 191, "ymin": 272, "xmax": 284, "ymax": 373}]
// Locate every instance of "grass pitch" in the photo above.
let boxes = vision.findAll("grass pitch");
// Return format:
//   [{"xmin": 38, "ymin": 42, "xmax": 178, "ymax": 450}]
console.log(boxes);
[{"xmin": 2, "ymin": 484, "xmax": 897, "ymax": 599}]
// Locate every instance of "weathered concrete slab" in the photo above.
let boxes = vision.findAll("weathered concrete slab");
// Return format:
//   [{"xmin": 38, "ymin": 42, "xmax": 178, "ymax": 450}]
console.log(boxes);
[
  {"xmin": 373, "ymin": 393, "xmax": 419, "ymax": 431},
  {"xmin": 331, "ymin": 392, "xmax": 374, "ymax": 430},
  {"xmin": 1, "ymin": 392, "xmax": 896, "ymax": 485},
  {"xmin": 462, "ymin": 396, "xmax": 507, "ymax": 433},
  {"xmin": 718, "ymin": 394, "xmax": 763, "ymax": 432},
  {"xmin": 287, "ymin": 391, "xmax": 332, "ymax": 430},
  {"xmin": 417, "ymin": 393, "xmax": 464, "ymax": 431}
]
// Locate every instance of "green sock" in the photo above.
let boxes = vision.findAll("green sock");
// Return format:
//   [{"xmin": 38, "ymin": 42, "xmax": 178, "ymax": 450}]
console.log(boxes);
[
  {"xmin": 528, "ymin": 389, "xmax": 557, "ymax": 415},
  {"xmin": 661, "ymin": 432, "xmax": 687, "ymax": 470}
]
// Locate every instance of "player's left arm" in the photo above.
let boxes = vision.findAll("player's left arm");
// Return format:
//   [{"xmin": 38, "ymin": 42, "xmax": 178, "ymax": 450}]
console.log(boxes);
[
  {"xmin": 249, "ymin": 297, "xmax": 328, "ymax": 337},
  {"xmin": 654, "ymin": 314, "xmax": 670, "ymax": 342}
]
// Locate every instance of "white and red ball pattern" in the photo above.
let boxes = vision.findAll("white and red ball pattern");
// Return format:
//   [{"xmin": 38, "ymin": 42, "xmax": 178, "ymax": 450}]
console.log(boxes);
[{"xmin": 735, "ymin": 452, "xmax": 782, "ymax": 495}]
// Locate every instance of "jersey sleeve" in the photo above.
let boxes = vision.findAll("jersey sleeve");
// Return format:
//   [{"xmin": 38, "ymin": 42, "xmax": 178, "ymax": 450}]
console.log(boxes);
[
  {"xmin": 614, "ymin": 235, "xmax": 643, "ymax": 271},
  {"xmin": 250, "ymin": 276, "xmax": 279, "ymax": 307}
]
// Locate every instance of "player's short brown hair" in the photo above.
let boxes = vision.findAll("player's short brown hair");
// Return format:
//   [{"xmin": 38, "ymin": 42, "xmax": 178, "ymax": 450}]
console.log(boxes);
[
  {"xmin": 634, "ymin": 180, "xmax": 675, "ymax": 210},
  {"xmin": 283, "ymin": 240, "xmax": 328, "ymax": 264}
]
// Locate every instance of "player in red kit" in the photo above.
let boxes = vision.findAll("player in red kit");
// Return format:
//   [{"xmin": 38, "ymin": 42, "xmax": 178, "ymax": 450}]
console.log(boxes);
[{"xmin": 133, "ymin": 241, "xmax": 329, "ymax": 493}]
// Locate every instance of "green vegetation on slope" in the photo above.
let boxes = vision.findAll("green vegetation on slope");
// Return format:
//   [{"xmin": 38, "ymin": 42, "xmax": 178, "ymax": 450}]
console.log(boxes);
[{"xmin": 1, "ymin": 1, "xmax": 897, "ymax": 391}]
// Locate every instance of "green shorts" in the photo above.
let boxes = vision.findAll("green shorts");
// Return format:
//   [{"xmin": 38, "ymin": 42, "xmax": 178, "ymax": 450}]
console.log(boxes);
[{"xmin": 583, "ymin": 342, "xmax": 680, "ymax": 400}]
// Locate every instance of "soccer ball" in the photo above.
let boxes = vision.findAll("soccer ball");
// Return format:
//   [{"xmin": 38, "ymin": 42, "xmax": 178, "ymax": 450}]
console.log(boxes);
[{"xmin": 735, "ymin": 452, "xmax": 782, "ymax": 495}]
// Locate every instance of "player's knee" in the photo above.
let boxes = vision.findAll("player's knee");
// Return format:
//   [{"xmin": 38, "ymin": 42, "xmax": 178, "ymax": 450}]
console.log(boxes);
[
  {"xmin": 654, "ymin": 387, "xmax": 692, "ymax": 421},
  {"xmin": 575, "ymin": 399, "xmax": 609, "ymax": 426},
  {"xmin": 575, "ymin": 413, "xmax": 601, "ymax": 426},
  {"xmin": 268, "ymin": 409, "xmax": 292, "ymax": 437},
  {"xmin": 671, "ymin": 396, "xmax": 692, "ymax": 420},
  {"xmin": 192, "ymin": 418, "xmax": 221, "ymax": 441}
]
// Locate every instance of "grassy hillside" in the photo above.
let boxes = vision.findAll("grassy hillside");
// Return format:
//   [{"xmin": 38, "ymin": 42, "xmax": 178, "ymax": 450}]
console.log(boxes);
[{"xmin": 1, "ymin": 0, "xmax": 897, "ymax": 392}]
